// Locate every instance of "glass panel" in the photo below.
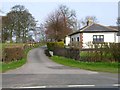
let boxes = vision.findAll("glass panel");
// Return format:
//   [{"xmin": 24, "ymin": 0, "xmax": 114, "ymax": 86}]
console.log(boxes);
[
  {"xmin": 97, "ymin": 36, "xmax": 99, "ymax": 38},
  {"xmin": 93, "ymin": 35, "xmax": 97, "ymax": 38},
  {"xmin": 100, "ymin": 35, "xmax": 103, "ymax": 38}
]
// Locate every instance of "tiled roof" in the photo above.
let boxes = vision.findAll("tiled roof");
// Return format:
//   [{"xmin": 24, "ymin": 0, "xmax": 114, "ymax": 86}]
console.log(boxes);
[
  {"xmin": 80, "ymin": 23, "xmax": 118, "ymax": 32},
  {"xmin": 69, "ymin": 23, "xmax": 118, "ymax": 36},
  {"xmin": 109, "ymin": 26, "xmax": 118, "ymax": 30},
  {"xmin": 109, "ymin": 26, "xmax": 120, "ymax": 36}
]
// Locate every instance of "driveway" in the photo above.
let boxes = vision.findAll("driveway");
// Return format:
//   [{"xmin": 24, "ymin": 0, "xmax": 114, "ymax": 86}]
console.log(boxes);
[{"xmin": 2, "ymin": 46, "xmax": 119, "ymax": 88}]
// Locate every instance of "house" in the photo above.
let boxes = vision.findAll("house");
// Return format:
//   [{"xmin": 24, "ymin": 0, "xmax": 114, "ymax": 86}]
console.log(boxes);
[
  {"xmin": 65, "ymin": 35, "xmax": 70, "ymax": 46},
  {"xmin": 65, "ymin": 19, "xmax": 119, "ymax": 48}
]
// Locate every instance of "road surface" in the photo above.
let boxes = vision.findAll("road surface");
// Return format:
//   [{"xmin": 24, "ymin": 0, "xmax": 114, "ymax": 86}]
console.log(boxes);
[{"xmin": 2, "ymin": 46, "xmax": 119, "ymax": 88}]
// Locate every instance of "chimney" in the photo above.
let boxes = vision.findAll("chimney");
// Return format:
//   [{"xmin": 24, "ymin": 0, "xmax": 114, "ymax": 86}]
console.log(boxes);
[{"xmin": 87, "ymin": 18, "xmax": 93, "ymax": 26}]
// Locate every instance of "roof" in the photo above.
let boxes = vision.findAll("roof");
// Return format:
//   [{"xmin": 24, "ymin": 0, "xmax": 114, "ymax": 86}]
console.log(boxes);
[
  {"xmin": 109, "ymin": 26, "xmax": 120, "ymax": 36},
  {"xmin": 109, "ymin": 26, "xmax": 118, "ymax": 30},
  {"xmin": 69, "ymin": 23, "xmax": 118, "ymax": 36}
]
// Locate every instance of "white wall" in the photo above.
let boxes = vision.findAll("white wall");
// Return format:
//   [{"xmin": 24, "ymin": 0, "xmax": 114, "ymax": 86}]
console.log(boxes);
[
  {"xmin": 70, "ymin": 33, "xmax": 80, "ymax": 42},
  {"xmin": 65, "ymin": 36, "xmax": 70, "ymax": 46},
  {"xmin": 117, "ymin": 36, "xmax": 120, "ymax": 42},
  {"xmin": 82, "ymin": 32, "xmax": 118, "ymax": 48}
]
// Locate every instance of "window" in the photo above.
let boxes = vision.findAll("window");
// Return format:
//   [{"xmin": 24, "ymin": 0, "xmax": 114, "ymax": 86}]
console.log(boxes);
[
  {"xmin": 72, "ymin": 38, "xmax": 73, "ymax": 41},
  {"xmin": 77, "ymin": 37, "xmax": 79, "ymax": 42},
  {"xmin": 93, "ymin": 35, "xmax": 104, "ymax": 43}
]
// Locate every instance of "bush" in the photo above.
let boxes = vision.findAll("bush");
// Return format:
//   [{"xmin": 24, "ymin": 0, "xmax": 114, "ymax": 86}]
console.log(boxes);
[
  {"xmin": 53, "ymin": 48, "xmax": 80, "ymax": 60},
  {"xmin": 47, "ymin": 42, "xmax": 64, "ymax": 51},
  {"xmin": 109, "ymin": 43, "xmax": 120, "ymax": 61},
  {"xmin": 44, "ymin": 49, "xmax": 51, "ymax": 57},
  {"xmin": 2, "ymin": 47, "xmax": 24, "ymax": 62},
  {"xmin": 2, "ymin": 43, "xmax": 43, "ymax": 63},
  {"xmin": 80, "ymin": 43, "xmax": 120, "ymax": 62}
]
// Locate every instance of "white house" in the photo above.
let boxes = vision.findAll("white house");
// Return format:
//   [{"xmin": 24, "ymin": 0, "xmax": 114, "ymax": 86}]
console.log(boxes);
[
  {"xmin": 65, "ymin": 20, "xmax": 119, "ymax": 48},
  {"xmin": 65, "ymin": 35, "xmax": 70, "ymax": 46}
]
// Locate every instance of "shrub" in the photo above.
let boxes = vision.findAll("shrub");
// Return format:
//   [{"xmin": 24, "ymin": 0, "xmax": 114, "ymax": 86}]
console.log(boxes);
[
  {"xmin": 47, "ymin": 42, "xmax": 64, "ymax": 51},
  {"xmin": 3, "ymin": 47, "xmax": 24, "ymax": 62},
  {"xmin": 44, "ymin": 49, "xmax": 51, "ymax": 57},
  {"xmin": 53, "ymin": 48, "xmax": 80, "ymax": 60},
  {"xmin": 2, "ymin": 43, "xmax": 43, "ymax": 63},
  {"xmin": 80, "ymin": 43, "xmax": 120, "ymax": 62},
  {"xmin": 109, "ymin": 43, "xmax": 120, "ymax": 62}
]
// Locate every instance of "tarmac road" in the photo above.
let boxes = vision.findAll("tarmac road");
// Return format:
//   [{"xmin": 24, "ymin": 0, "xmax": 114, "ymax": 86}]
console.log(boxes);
[{"xmin": 2, "ymin": 46, "xmax": 119, "ymax": 88}]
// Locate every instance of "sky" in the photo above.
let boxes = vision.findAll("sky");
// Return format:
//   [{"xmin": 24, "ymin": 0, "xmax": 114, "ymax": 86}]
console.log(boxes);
[{"xmin": 0, "ymin": 0, "xmax": 119, "ymax": 26}]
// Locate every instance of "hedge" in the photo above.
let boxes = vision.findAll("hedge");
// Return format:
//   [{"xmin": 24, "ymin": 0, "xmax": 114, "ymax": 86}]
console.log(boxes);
[
  {"xmin": 80, "ymin": 43, "xmax": 120, "ymax": 62},
  {"xmin": 2, "ymin": 43, "xmax": 42, "ymax": 63},
  {"xmin": 2, "ymin": 47, "xmax": 24, "ymax": 62},
  {"xmin": 53, "ymin": 47, "xmax": 80, "ymax": 60},
  {"xmin": 47, "ymin": 42, "xmax": 64, "ymax": 51}
]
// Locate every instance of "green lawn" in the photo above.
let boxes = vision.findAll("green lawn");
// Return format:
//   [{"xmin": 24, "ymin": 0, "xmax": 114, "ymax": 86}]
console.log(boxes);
[{"xmin": 51, "ymin": 56, "xmax": 119, "ymax": 73}]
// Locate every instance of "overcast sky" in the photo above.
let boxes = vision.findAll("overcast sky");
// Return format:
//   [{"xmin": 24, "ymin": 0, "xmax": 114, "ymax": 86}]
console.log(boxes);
[{"xmin": 1, "ymin": 0, "xmax": 119, "ymax": 26}]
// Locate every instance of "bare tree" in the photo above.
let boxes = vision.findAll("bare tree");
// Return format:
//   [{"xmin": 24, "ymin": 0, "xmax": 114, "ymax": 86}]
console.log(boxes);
[{"xmin": 45, "ymin": 5, "xmax": 77, "ymax": 41}]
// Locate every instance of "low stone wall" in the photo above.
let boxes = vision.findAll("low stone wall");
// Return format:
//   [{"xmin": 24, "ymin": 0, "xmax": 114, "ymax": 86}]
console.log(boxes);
[{"xmin": 53, "ymin": 48, "xmax": 80, "ymax": 60}]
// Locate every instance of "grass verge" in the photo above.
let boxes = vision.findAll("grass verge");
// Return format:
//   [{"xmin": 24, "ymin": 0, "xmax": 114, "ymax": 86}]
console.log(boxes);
[
  {"xmin": 0, "ymin": 43, "xmax": 45, "ymax": 73},
  {"xmin": 50, "ymin": 56, "xmax": 119, "ymax": 73},
  {"xmin": 1, "ymin": 59, "xmax": 26, "ymax": 73},
  {"xmin": 0, "ymin": 47, "xmax": 32, "ymax": 73}
]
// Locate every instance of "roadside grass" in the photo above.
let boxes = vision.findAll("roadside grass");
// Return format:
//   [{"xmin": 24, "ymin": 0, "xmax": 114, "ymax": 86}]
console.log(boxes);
[
  {"xmin": 1, "ymin": 59, "xmax": 26, "ymax": 73},
  {"xmin": 51, "ymin": 56, "xmax": 119, "ymax": 73},
  {"xmin": 80, "ymin": 51, "xmax": 113, "ymax": 58},
  {"xmin": 0, "ymin": 43, "xmax": 44, "ymax": 73},
  {"xmin": 0, "ymin": 47, "xmax": 31, "ymax": 73}
]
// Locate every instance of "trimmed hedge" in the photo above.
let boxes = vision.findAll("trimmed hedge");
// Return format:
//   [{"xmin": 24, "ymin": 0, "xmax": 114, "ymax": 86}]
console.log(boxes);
[
  {"xmin": 3, "ymin": 47, "xmax": 24, "ymax": 62},
  {"xmin": 47, "ymin": 42, "xmax": 64, "ymax": 51},
  {"xmin": 2, "ymin": 43, "xmax": 42, "ymax": 63},
  {"xmin": 80, "ymin": 43, "xmax": 120, "ymax": 62},
  {"xmin": 46, "ymin": 42, "xmax": 80, "ymax": 60},
  {"xmin": 53, "ymin": 47, "xmax": 80, "ymax": 60}
]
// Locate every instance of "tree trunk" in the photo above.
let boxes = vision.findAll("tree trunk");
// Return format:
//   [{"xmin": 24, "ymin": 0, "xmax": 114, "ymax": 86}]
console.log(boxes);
[{"xmin": 10, "ymin": 30, "xmax": 13, "ymax": 43}]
